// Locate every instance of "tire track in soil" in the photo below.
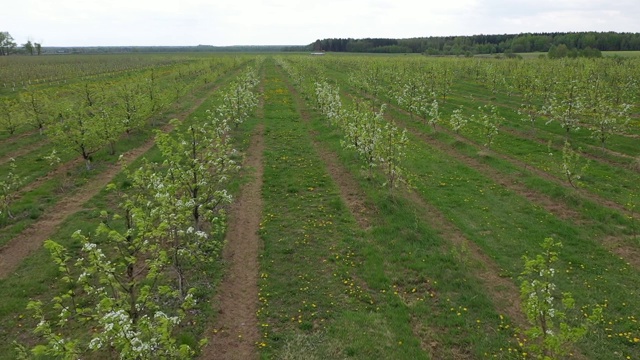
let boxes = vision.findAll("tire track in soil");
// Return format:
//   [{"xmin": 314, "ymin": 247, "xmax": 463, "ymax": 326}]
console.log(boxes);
[
  {"xmin": 281, "ymin": 67, "xmax": 527, "ymax": 354},
  {"xmin": 351, "ymin": 89, "xmax": 630, "ymax": 215},
  {"xmin": 0, "ymin": 78, "xmax": 228, "ymax": 279},
  {"xmin": 202, "ymin": 124, "xmax": 264, "ymax": 360},
  {"xmin": 0, "ymin": 129, "xmax": 39, "ymax": 148},
  {"xmin": 346, "ymin": 90, "xmax": 640, "ymax": 269},
  {"xmin": 394, "ymin": 106, "xmax": 640, "ymax": 269},
  {"xmin": 202, "ymin": 70, "xmax": 265, "ymax": 360},
  {"xmin": 0, "ymin": 138, "xmax": 50, "ymax": 166}
]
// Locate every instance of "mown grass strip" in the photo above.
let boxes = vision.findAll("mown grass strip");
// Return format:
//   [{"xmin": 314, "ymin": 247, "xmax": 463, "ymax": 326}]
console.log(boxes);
[{"xmin": 379, "ymin": 103, "xmax": 640, "ymax": 359}]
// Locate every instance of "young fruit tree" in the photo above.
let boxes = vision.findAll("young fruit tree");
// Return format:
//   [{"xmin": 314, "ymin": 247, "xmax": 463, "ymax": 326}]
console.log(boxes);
[
  {"xmin": 0, "ymin": 99, "xmax": 22, "ymax": 135},
  {"xmin": 49, "ymin": 102, "xmax": 107, "ymax": 170},
  {"xmin": 20, "ymin": 212, "xmax": 202, "ymax": 359},
  {"xmin": 476, "ymin": 104, "xmax": 503, "ymax": 148},
  {"xmin": 449, "ymin": 107, "xmax": 467, "ymax": 134},
  {"xmin": 587, "ymin": 102, "xmax": 631, "ymax": 151},
  {"xmin": 154, "ymin": 116, "xmax": 239, "ymax": 295},
  {"xmin": 560, "ymin": 141, "xmax": 589, "ymax": 189},
  {"xmin": 20, "ymin": 90, "xmax": 51, "ymax": 135},
  {"xmin": 376, "ymin": 121, "xmax": 409, "ymax": 188},
  {"xmin": 518, "ymin": 238, "xmax": 603, "ymax": 359},
  {"xmin": 0, "ymin": 158, "xmax": 22, "ymax": 220}
]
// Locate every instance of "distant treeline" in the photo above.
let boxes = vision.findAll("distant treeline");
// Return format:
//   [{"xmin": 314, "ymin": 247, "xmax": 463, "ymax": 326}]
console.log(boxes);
[
  {"xmin": 40, "ymin": 45, "xmax": 293, "ymax": 54},
  {"xmin": 309, "ymin": 32, "xmax": 640, "ymax": 55}
]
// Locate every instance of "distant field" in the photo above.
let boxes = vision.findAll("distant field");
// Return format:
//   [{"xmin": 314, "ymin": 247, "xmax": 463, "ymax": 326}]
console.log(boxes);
[
  {"xmin": 476, "ymin": 50, "xmax": 640, "ymax": 59},
  {"xmin": 603, "ymin": 50, "xmax": 640, "ymax": 57}
]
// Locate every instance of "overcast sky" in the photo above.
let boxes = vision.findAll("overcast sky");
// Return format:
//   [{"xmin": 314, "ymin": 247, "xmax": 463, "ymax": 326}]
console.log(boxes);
[{"xmin": 5, "ymin": 0, "xmax": 639, "ymax": 46}]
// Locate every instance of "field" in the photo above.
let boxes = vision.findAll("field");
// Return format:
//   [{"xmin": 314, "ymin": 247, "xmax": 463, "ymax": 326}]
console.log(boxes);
[{"xmin": 1, "ymin": 53, "xmax": 639, "ymax": 359}]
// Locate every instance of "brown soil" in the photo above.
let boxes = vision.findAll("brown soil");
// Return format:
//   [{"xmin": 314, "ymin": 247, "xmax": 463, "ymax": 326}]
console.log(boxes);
[
  {"xmin": 314, "ymin": 142, "xmax": 373, "ymax": 230},
  {"xmin": 0, "ymin": 129, "xmax": 38, "ymax": 147},
  {"xmin": 0, "ymin": 79, "xmax": 223, "ymax": 279},
  {"xmin": 604, "ymin": 235, "xmax": 640, "ymax": 269},
  {"xmin": 201, "ymin": 105, "xmax": 265, "ymax": 357},
  {"xmin": 0, "ymin": 138, "xmax": 49, "ymax": 166}
]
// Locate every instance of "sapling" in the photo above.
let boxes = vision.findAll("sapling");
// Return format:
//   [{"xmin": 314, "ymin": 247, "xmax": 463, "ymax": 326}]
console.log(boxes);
[
  {"xmin": 427, "ymin": 97, "xmax": 441, "ymax": 131},
  {"xmin": 0, "ymin": 158, "xmax": 22, "ymax": 219},
  {"xmin": 449, "ymin": 107, "xmax": 467, "ymax": 134},
  {"xmin": 0, "ymin": 99, "xmax": 21, "ymax": 135},
  {"xmin": 560, "ymin": 141, "xmax": 589, "ymax": 189},
  {"xmin": 518, "ymin": 238, "xmax": 603, "ymax": 359},
  {"xmin": 476, "ymin": 104, "xmax": 503, "ymax": 148}
]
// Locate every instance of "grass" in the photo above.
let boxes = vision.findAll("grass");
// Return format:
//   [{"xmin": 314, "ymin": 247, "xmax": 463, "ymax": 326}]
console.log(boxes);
[
  {"xmin": 603, "ymin": 51, "xmax": 640, "ymax": 58},
  {"xmin": 324, "ymin": 56, "xmax": 640, "ymax": 212}
]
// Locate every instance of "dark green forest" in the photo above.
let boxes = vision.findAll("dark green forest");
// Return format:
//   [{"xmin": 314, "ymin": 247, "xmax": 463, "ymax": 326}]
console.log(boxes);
[{"xmin": 307, "ymin": 32, "xmax": 640, "ymax": 55}]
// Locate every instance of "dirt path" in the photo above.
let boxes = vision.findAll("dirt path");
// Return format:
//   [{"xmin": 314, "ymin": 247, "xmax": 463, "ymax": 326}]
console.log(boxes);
[
  {"xmin": 202, "ymin": 88, "xmax": 265, "ymax": 358},
  {"xmin": 0, "ymin": 79, "xmax": 224, "ymax": 279},
  {"xmin": 202, "ymin": 124, "xmax": 264, "ymax": 360}
]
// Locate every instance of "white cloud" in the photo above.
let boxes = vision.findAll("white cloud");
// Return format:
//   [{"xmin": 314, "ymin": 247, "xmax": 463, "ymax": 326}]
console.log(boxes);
[{"xmin": 3, "ymin": 0, "xmax": 639, "ymax": 46}]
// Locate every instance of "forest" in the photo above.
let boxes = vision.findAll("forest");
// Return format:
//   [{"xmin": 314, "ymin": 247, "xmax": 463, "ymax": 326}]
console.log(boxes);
[{"xmin": 310, "ymin": 31, "xmax": 640, "ymax": 55}]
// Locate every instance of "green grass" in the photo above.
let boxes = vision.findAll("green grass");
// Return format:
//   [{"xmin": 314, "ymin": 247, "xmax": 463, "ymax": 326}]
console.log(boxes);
[
  {"xmin": 323, "ymin": 56, "xmax": 640, "ymax": 213},
  {"xmin": 603, "ymin": 51, "xmax": 640, "ymax": 58}
]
